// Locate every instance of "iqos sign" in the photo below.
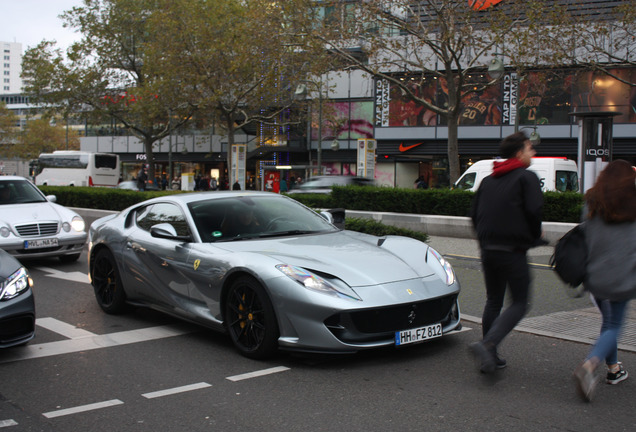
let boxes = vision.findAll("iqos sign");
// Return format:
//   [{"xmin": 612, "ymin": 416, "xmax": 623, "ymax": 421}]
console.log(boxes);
[{"xmin": 586, "ymin": 148, "xmax": 610, "ymax": 157}]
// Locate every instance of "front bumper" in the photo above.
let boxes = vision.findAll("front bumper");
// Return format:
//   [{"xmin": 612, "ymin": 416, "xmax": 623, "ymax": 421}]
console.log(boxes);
[
  {"xmin": 0, "ymin": 288, "xmax": 36, "ymax": 348},
  {"xmin": 1, "ymin": 234, "xmax": 87, "ymax": 260}
]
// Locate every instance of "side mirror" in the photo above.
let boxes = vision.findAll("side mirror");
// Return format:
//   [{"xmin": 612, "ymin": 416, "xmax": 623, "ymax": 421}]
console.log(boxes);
[
  {"xmin": 46, "ymin": 195, "xmax": 57, "ymax": 203},
  {"xmin": 150, "ymin": 223, "xmax": 191, "ymax": 242}
]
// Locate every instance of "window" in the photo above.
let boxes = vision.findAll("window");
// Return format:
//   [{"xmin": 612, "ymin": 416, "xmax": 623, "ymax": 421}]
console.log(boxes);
[
  {"xmin": 454, "ymin": 173, "xmax": 476, "ymax": 190},
  {"xmin": 3, "ymin": 56, "xmax": 9, "ymax": 60},
  {"xmin": 3, "ymin": 64, "xmax": 9, "ymax": 68},
  {"xmin": 136, "ymin": 203, "xmax": 190, "ymax": 237}
]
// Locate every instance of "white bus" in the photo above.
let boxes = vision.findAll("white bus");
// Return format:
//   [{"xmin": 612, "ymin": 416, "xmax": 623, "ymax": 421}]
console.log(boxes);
[{"xmin": 35, "ymin": 151, "xmax": 120, "ymax": 187}]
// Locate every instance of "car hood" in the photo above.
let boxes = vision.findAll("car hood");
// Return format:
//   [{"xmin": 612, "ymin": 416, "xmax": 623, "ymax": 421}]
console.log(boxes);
[
  {"xmin": 214, "ymin": 231, "xmax": 436, "ymax": 287},
  {"xmin": 0, "ymin": 250, "xmax": 21, "ymax": 279},
  {"xmin": 2, "ymin": 202, "xmax": 74, "ymax": 225}
]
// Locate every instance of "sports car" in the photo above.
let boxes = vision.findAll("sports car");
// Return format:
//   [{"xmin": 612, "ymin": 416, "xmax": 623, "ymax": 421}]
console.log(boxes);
[
  {"xmin": 0, "ymin": 176, "xmax": 87, "ymax": 262},
  {"xmin": 88, "ymin": 191, "xmax": 461, "ymax": 358},
  {"xmin": 0, "ymin": 248, "xmax": 35, "ymax": 348}
]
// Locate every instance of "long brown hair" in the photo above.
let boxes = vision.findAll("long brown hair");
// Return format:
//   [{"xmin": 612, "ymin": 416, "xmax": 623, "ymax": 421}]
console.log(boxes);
[{"xmin": 586, "ymin": 159, "xmax": 636, "ymax": 223}]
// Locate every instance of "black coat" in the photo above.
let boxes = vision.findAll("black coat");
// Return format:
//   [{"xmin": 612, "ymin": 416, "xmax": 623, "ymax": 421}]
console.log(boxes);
[{"xmin": 470, "ymin": 167, "xmax": 543, "ymax": 251}]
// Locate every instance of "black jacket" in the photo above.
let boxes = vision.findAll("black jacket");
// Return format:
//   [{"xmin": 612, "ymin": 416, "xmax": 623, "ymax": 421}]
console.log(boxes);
[{"xmin": 470, "ymin": 167, "xmax": 543, "ymax": 251}]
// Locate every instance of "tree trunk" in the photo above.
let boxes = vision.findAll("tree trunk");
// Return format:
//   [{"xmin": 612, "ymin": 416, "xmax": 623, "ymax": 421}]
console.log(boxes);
[
  {"xmin": 447, "ymin": 112, "xmax": 461, "ymax": 185},
  {"xmin": 143, "ymin": 136, "xmax": 156, "ymax": 183}
]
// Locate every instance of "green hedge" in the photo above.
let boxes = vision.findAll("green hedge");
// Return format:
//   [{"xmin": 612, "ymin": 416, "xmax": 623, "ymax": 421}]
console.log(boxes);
[{"xmin": 39, "ymin": 184, "xmax": 585, "ymax": 223}]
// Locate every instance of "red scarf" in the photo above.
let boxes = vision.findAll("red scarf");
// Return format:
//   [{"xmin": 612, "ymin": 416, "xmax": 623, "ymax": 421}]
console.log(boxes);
[{"xmin": 492, "ymin": 158, "xmax": 526, "ymax": 177}]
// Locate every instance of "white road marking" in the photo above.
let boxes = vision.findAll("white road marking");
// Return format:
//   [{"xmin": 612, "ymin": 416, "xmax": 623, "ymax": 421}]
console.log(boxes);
[
  {"xmin": 0, "ymin": 324, "xmax": 193, "ymax": 364},
  {"xmin": 226, "ymin": 366, "xmax": 290, "ymax": 382},
  {"xmin": 0, "ymin": 420, "xmax": 18, "ymax": 428},
  {"xmin": 36, "ymin": 318, "xmax": 97, "ymax": 339},
  {"xmin": 142, "ymin": 382, "xmax": 212, "ymax": 399},
  {"xmin": 38, "ymin": 267, "xmax": 90, "ymax": 284},
  {"xmin": 42, "ymin": 399, "xmax": 124, "ymax": 419}
]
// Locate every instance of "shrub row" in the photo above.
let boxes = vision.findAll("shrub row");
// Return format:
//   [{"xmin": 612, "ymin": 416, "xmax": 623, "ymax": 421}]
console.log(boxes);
[{"xmin": 39, "ymin": 184, "xmax": 584, "ymax": 223}]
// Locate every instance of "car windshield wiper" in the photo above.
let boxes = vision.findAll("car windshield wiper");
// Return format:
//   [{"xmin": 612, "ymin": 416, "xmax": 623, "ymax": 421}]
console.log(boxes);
[{"xmin": 256, "ymin": 230, "xmax": 322, "ymax": 238}]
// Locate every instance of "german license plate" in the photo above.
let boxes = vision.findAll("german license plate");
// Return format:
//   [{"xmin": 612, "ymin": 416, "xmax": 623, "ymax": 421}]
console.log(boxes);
[
  {"xmin": 395, "ymin": 323, "xmax": 442, "ymax": 346},
  {"xmin": 24, "ymin": 238, "xmax": 59, "ymax": 249}
]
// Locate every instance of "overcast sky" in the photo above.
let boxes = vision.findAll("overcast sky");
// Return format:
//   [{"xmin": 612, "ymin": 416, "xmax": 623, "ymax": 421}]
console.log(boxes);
[{"xmin": 1, "ymin": 0, "xmax": 84, "ymax": 52}]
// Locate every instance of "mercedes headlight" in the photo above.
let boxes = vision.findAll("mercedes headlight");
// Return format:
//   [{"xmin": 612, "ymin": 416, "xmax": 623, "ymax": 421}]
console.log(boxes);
[
  {"xmin": 71, "ymin": 216, "xmax": 85, "ymax": 232},
  {"xmin": 426, "ymin": 247, "xmax": 455, "ymax": 286},
  {"xmin": 0, "ymin": 267, "xmax": 31, "ymax": 300},
  {"xmin": 276, "ymin": 264, "xmax": 361, "ymax": 301}
]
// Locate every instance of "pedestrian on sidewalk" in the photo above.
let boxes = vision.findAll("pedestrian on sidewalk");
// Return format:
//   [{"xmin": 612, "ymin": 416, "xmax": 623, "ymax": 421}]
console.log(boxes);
[
  {"xmin": 469, "ymin": 131, "xmax": 544, "ymax": 374},
  {"xmin": 573, "ymin": 160, "xmax": 636, "ymax": 402}
]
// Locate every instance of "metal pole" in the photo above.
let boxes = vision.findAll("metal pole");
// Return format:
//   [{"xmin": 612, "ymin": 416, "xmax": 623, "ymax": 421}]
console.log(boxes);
[{"xmin": 317, "ymin": 80, "xmax": 322, "ymax": 176}]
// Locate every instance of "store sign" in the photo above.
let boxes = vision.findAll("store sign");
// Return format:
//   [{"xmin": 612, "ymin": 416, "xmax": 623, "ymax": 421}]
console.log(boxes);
[
  {"xmin": 502, "ymin": 73, "xmax": 518, "ymax": 127},
  {"xmin": 375, "ymin": 80, "xmax": 390, "ymax": 127}
]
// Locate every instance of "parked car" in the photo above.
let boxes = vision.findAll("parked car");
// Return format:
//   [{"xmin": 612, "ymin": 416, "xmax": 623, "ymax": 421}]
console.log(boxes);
[
  {"xmin": 88, "ymin": 191, "xmax": 461, "ymax": 359},
  {"xmin": 116, "ymin": 180, "xmax": 161, "ymax": 191},
  {"xmin": 453, "ymin": 157, "xmax": 579, "ymax": 192},
  {"xmin": 287, "ymin": 175, "xmax": 376, "ymax": 194},
  {"xmin": 0, "ymin": 248, "xmax": 35, "ymax": 348},
  {"xmin": 0, "ymin": 176, "xmax": 87, "ymax": 262}
]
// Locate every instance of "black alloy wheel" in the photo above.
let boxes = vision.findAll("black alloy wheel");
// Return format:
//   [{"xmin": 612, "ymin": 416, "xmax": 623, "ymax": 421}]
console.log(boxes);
[
  {"xmin": 224, "ymin": 276, "xmax": 279, "ymax": 359},
  {"xmin": 91, "ymin": 248, "xmax": 127, "ymax": 314}
]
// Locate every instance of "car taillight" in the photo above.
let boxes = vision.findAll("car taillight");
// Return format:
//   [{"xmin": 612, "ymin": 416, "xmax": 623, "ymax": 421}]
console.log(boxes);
[{"xmin": 89, "ymin": 176, "xmax": 94, "ymax": 186}]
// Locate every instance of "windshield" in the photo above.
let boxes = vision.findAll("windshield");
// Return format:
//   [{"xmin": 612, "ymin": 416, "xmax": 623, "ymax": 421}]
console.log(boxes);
[
  {"xmin": 0, "ymin": 179, "xmax": 47, "ymax": 205},
  {"xmin": 189, "ymin": 195, "xmax": 339, "ymax": 242}
]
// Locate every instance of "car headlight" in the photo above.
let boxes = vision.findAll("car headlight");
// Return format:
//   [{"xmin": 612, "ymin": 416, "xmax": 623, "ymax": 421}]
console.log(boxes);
[
  {"xmin": 276, "ymin": 264, "xmax": 361, "ymax": 301},
  {"xmin": 0, "ymin": 267, "xmax": 31, "ymax": 301},
  {"xmin": 71, "ymin": 216, "xmax": 85, "ymax": 232},
  {"xmin": 426, "ymin": 247, "xmax": 456, "ymax": 286},
  {"xmin": 0, "ymin": 226, "xmax": 10, "ymax": 237}
]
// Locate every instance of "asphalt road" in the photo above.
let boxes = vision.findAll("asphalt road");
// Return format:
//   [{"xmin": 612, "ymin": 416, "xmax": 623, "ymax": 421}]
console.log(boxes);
[{"xmin": 1, "ymin": 247, "xmax": 634, "ymax": 432}]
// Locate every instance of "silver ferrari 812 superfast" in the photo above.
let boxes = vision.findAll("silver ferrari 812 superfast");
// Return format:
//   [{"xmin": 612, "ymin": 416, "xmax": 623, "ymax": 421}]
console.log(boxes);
[{"xmin": 88, "ymin": 191, "xmax": 461, "ymax": 358}]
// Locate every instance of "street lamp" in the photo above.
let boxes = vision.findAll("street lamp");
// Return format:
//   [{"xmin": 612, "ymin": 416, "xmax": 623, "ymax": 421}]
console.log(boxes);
[{"xmin": 295, "ymin": 79, "xmax": 323, "ymax": 176}]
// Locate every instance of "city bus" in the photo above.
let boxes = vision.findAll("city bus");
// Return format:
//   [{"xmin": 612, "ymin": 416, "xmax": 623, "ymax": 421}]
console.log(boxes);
[{"xmin": 34, "ymin": 151, "xmax": 120, "ymax": 187}]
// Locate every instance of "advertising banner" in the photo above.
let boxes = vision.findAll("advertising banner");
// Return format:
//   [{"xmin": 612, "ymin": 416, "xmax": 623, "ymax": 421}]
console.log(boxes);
[
  {"xmin": 357, "ymin": 139, "xmax": 376, "ymax": 179},
  {"xmin": 230, "ymin": 144, "xmax": 246, "ymax": 190}
]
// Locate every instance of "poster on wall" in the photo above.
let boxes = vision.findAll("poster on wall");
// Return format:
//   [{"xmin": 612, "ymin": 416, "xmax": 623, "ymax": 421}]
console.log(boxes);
[
  {"xmin": 357, "ymin": 139, "xmax": 376, "ymax": 179},
  {"xmin": 230, "ymin": 144, "xmax": 246, "ymax": 190}
]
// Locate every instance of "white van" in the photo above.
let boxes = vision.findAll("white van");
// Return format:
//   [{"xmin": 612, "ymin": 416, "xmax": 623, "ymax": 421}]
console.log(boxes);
[{"xmin": 453, "ymin": 157, "xmax": 579, "ymax": 192}]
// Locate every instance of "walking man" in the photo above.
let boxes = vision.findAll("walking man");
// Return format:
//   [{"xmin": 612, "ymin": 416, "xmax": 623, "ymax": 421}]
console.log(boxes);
[{"xmin": 469, "ymin": 131, "xmax": 544, "ymax": 373}]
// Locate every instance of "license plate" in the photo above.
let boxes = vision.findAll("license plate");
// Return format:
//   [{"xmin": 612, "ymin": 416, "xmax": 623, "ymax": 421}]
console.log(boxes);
[
  {"xmin": 395, "ymin": 323, "xmax": 442, "ymax": 346},
  {"xmin": 24, "ymin": 238, "xmax": 59, "ymax": 249}
]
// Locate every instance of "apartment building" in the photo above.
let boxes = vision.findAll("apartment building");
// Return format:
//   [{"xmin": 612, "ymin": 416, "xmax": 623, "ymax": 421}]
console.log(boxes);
[{"xmin": 0, "ymin": 41, "xmax": 23, "ymax": 95}]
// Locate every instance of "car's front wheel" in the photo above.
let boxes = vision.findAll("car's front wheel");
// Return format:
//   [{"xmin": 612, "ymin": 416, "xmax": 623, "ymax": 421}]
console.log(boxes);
[
  {"xmin": 91, "ymin": 248, "xmax": 127, "ymax": 314},
  {"xmin": 224, "ymin": 276, "xmax": 279, "ymax": 359}
]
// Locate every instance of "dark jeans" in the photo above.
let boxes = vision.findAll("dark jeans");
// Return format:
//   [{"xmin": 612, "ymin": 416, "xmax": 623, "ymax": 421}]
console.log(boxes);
[{"xmin": 481, "ymin": 249, "xmax": 531, "ymax": 348}]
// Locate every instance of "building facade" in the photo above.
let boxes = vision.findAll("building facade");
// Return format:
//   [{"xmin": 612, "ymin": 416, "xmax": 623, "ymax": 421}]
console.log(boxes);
[{"xmin": 0, "ymin": 42, "xmax": 23, "ymax": 95}]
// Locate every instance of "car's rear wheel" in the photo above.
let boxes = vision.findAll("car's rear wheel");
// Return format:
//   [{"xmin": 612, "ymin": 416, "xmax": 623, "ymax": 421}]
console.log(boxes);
[
  {"xmin": 59, "ymin": 253, "xmax": 81, "ymax": 263},
  {"xmin": 224, "ymin": 276, "xmax": 279, "ymax": 359},
  {"xmin": 91, "ymin": 248, "xmax": 127, "ymax": 314}
]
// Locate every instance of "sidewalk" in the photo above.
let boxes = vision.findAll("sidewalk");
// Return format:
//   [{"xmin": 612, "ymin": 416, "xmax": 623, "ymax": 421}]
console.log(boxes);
[{"xmin": 428, "ymin": 235, "xmax": 636, "ymax": 353}]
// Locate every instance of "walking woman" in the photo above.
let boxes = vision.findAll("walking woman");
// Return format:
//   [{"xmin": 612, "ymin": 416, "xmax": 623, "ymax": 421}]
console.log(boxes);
[{"xmin": 573, "ymin": 160, "xmax": 636, "ymax": 402}]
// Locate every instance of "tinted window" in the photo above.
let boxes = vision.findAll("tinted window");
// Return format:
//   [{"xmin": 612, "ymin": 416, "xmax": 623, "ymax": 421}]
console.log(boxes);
[
  {"xmin": 94, "ymin": 154, "xmax": 118, "ymax": 169},
  {"xmin": 136, "ymin": 203, "xmax": 190, "ymax": 237}
]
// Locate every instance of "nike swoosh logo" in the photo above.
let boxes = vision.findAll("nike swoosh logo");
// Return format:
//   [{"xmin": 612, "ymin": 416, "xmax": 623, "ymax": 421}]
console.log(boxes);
[{"xmin": 399, "ymin": 142, "xmax": 424, "ymax": 152}]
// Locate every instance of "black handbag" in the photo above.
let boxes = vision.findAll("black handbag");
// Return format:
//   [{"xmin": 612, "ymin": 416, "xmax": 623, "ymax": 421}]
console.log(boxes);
[{"xmin": 550, "ymin": 223, "xmax": 587, "ymax": 287}]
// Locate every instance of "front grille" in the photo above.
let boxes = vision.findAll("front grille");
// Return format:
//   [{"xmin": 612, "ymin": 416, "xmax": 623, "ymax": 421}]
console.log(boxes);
[
  {"xmin": 15, "ymin": 222, "xmax": 59, "ymax": 237},
  {"xmin": 324, "ymin": 294, "xmax": 458, "ymax": 343},
  {"xmin": 0, "ymin": 314, "xmax": 35, "ymax": 345}
]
